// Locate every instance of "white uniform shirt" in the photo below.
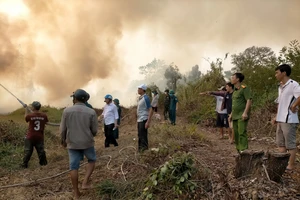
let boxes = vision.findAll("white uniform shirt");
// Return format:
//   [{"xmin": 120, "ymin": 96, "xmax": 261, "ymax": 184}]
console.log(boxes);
[
  {"xmin": 214, "ymin": 96, "xmax": 227, "ymax": 114},
  {"xmin": 102, "ymin": 103, "xmax": 119, "ymax": 125},
  {"xmin": 276, "ymin": 79, "xmax": 300, "ymax": 123}
]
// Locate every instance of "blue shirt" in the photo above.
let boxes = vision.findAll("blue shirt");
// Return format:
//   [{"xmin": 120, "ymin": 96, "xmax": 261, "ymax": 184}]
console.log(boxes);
[{"xmin": 137, "ymin": 94, "xmax": 151, "ymax": 122}]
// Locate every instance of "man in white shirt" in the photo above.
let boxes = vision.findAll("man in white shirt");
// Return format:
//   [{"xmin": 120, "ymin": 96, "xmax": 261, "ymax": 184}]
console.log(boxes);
[
  {"xmin": 200, "ymin": 86, "xmax": 229, "ymax": 139},
  {"xmin": 151, "ymin": 90, "xmax": 159, "ymax": 113},
  {"xmin": 102, "ymin": 94, "xmax": 119, "ymax": 148},
  {"xmin": 273, "ymin": 64, "xmax": 300, "ymax": 171}
]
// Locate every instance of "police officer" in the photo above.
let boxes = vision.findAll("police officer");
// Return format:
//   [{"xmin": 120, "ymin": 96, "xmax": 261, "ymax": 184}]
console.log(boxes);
[{"xmin": 229, "ymin": 73, "xmax": 252, "ymax": 153}]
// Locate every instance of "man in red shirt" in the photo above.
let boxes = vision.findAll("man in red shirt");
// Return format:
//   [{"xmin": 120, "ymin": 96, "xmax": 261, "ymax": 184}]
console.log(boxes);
[{"xmin": 21, "ymin": 101, "xmax": 49, "ymax": 168}]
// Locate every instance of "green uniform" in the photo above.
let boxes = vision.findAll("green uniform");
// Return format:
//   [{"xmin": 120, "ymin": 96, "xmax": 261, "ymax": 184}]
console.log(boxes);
[
  {"xmin": 232, "ymin": 85, "xmax": 252, "ymax": 152},
  {"xmin": 169, "ymin": 94, "xmax": 178, "ymax": 125}
]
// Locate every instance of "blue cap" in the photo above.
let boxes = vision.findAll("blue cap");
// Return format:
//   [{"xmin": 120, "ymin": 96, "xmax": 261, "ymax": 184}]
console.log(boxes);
[{"xmin": 104, "ymin": 94, "xmax": 113, "ymax": 101}]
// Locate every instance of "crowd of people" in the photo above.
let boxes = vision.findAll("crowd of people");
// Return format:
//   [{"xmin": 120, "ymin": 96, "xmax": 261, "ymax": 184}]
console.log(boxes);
[{"xmin": 20, "ymin": 64, "xmax": 300, "ymax": 199}]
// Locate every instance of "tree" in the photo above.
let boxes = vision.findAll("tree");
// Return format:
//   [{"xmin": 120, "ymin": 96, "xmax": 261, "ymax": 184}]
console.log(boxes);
[
  {"xmin": 138, "ymin": 58, "xmax": 168, "ymax": 90},
  {"xmin": 185, "ymin": 65, "xmax": 201, "ymax": 83},
  {"xmin": 231, "ymin": 46, "xmax": 278, "ymax": 72},
  {"xmin": 164, "ymin": 63, "xmax": 182, "ymax": 92},
  {"xmin": 278, "ymin": 40, "xmax": 300, "ymax": 81},
  {"xmin": 231, "ymin": 46, "xmax": 278, "ymax": 108}
]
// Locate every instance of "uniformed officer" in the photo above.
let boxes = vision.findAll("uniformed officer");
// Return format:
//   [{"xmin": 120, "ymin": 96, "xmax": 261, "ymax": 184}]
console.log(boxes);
[
  {"xmin": 229, "ymin": 73, "xmax": 252, "ymax": 153},
  {"xmin": 169, "ymin": 90, "xmax": 178, "ymax": 125}
]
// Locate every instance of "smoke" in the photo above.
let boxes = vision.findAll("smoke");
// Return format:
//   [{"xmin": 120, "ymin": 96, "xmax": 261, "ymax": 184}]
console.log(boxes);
[{"xmin": 0, "ymin": 0, "xmax": 299, "ymax": 111}]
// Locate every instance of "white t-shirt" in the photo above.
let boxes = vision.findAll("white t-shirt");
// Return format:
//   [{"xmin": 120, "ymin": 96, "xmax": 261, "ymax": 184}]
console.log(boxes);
[
  {"xmin": 151, "ymin": 94, "xmax": 159, "ymax": 107},
  {"xmin": 102, "ymin": 103, "xmax": 119, "ymax": 125},
  {"xmin": 276, "ymin": 79, "xmax": 300, "ymax": 123},
  {"xmin": 214, "ymin": 96, "xmax": 227, "ymax": 114}
]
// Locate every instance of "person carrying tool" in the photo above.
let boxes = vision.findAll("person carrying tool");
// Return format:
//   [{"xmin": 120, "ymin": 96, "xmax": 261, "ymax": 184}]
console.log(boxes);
[{"xmin": 21, "ymin": 101, "xmax": 49, "ymax": 168}]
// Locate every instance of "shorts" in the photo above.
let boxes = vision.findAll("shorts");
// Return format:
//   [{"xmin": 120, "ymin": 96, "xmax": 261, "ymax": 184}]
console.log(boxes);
[
  {"xmin": 68, "ymin": 146, "xmax": 96, "ymax": 170},
  {"xmin": 216, "ymin": 113, "xmax": 229, "ymax": 128},
  {"xmin": 276, "ymin": 123, "xmax": 298, "ymax": 149}
]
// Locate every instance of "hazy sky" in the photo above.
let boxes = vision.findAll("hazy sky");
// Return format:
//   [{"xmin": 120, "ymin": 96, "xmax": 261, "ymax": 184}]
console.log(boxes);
[{"xmin": 0, "ymin": 0, "xmax": 299, "ymax": 113}]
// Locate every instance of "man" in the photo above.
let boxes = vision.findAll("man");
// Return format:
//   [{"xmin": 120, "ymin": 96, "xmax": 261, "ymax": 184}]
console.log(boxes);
[
  {"xmin": 229, "ymin": 73, "xmax": 252, "ymax": 153},
  {"xmin": 21, "ymin": 101, "xmax": 49, "ymax": 168},
  {"xmin": 169, "ymin": 90, "xmax": 178, "ymax": 125},
  {"xmin": 164, "ymin": 89, "xmax": 170, "ymax": 120},
  {"xmin": 273, "ymin": 64, "xmax": 300, "ymax": 171},
  {"xmin": 113, "ymin": 98, "xmax": 121, "ymax": 140},
  {"xmin": 101, "ymin": 94, "xmax": 119, "ymax": 147},
  {"xmin": 137, "ymin": 84, "xmax": 153, "ymax": 152},
  {"xmin": 200, "ymin": 86, "xmax": 229, "ymax": 139},
  {"xmin": 151, "ymin": 90, "xmax": 159, "ymax": 113},
  {"xmin": 60, "ymin": 89, "xmax": 98, "ymax": 199}
]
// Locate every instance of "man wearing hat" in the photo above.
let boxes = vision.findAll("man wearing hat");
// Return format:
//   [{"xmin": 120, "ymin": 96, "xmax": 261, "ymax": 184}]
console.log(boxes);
[
  {"xmin": 164, "ymin": 89, "xmax": 170, "ymax": 120},
  {"xmin": 21, "ymin": 101, "xmax": 49, "ymax": 169},
  {"xmin": 113, "ymin": 98, "xmax": 121, "ymax": 139},
  {"xmin": 137, "ymin": 84, "xmax": 153, "ymax": 151},
  {"xmin": 102, "ymin": 94, "xmax": 119, "ymax": 147},
  {"xmin": 60, "ymin": 89, "xmax": 98, "ymax": 199}
]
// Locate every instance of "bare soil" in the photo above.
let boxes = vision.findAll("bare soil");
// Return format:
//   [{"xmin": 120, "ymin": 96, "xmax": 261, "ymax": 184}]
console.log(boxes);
[{"xmin": 0, "ymin": 113, "xmax": 300, "ymax": 200}]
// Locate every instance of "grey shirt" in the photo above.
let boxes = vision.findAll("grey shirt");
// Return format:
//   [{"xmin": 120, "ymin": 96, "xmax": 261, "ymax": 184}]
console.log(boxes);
[{"xmin": 60, "ymin": 102, "xmax": 98, "ymax": 149}]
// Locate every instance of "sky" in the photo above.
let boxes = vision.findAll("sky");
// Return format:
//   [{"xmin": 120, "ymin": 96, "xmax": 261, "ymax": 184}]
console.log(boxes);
[{"xmin": 0, "ymin": 0, "xmax": 299, "ymax": 113}]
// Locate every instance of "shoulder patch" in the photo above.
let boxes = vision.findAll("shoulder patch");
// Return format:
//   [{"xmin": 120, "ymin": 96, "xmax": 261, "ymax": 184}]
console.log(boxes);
[{"xmin": 241, "ymin": 85, "xmax": 246, "ymax": 88}]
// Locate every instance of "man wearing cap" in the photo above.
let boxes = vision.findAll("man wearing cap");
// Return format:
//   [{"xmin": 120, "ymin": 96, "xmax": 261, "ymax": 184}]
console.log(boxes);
[
  {"xmin": 137, "ymin": 84, "xmax": 153, "ymax": 151},
  {"xmin": 169, "ymin": 90, "xmax": 178, "ymax": 125},
  {"xmin": 113, "ymin": 98, "xmax": 121, "ymax": 140},
  {"xmin": 60, "ymin": 89, "xmax": 98, "ymax": 199},
  {"xmin": 101, "ymin": 94, "xmax": 119, "ymax": 147},
  {"xmin": 229, "ymin": 73, "xmax": 252, "ymax": 153},
  {"xmin": 21, "ymin": 101, "xmax": 49, "ymax": 168},
  {"xmin": 164, "ymin": 89, "xmax": 170, "ymax": 120}
]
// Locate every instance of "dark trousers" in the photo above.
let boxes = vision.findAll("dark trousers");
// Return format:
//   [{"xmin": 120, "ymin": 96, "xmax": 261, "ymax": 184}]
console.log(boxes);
[
  {"xmin": 169, "ymin": 109, "xmax": 176, "ymax": 125},
  {"xmin": 138, "ymin": 120, "xmax": 148, "ymax": 152},
  {"xmin": 23, "ymin": 138, "xmax": 47, "ymax": 167},
  {"xmin": 164, "ymin": 105, "xmax": 169, "ymax": 120},
  {"xmin": 104, "ymin": 123, "xmax": 118, "ymax": 147}
]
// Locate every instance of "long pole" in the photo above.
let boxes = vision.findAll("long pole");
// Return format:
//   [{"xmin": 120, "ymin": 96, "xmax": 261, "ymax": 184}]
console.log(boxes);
[{"xmin": 0, "ymin": 83, "xmax": 27, "ymax": 108}]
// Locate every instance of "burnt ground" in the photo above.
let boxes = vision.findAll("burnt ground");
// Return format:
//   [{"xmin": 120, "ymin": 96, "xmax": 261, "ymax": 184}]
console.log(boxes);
[{"xmin": 0, "ymin": 113, "xmax": 300, "ymax": 200}]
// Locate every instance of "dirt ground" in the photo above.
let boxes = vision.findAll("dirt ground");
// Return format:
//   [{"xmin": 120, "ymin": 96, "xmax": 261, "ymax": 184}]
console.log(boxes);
[{"xmin": 0, "ymin": 114, "xmax": 300, "ymax": 200}]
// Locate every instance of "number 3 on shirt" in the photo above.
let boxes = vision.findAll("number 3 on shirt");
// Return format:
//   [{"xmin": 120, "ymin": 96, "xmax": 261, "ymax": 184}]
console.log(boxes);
[{"xmin": 34, "ymin": 121, "xmax": 41, "ymax": 131}]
